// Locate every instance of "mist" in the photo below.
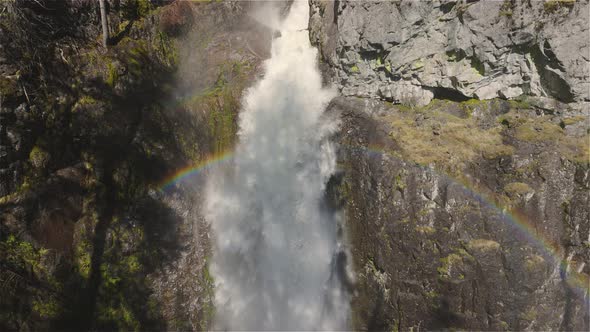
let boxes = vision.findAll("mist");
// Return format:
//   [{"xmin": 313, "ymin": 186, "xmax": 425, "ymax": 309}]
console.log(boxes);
[{"xmin": 204, "ymin": 1, "xmax": 350, "ymax": 330}]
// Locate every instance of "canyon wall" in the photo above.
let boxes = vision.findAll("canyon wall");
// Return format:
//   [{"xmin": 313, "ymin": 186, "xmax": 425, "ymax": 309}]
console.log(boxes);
[{"xmin": 311, "ymin": 0, "xmax": 589, "ymax": 330}]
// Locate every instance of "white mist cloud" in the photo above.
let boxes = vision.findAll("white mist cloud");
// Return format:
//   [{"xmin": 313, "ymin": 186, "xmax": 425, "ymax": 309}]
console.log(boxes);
[
  {"xmin": 205, "ymin": 1, "xmax": 349, "ymax": 330},
  {"xmin": 248, "ymin": 1, "xmax": 283, "ymax": 32}
]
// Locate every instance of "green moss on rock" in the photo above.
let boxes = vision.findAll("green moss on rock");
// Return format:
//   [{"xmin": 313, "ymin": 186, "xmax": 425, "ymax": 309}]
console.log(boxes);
[
  {"xmin": 394, "ymin": 172, "xmax": 406, "ymax": 191},
  {"xmin": 29, "ymin": 146, "xmax": 50, "ymax": 169},
  {"xmin": 105, "ymin": 61, "xmax": 118, "ymax": 87},
  {"xmin": 508, "ymin": 98, "xmax": 531, "ymax": 110},
  {"xmin": 122, "ymin": 0, "xmax": 153, "ymax": 20},
  {"xmin": 32, "ymin": 298, "xmax": 61, "ymax": 319},
  {"xmin": 199, "ymin": 261, "xmax": 216, "ymax": 331},
  {"xmin": 561, "ymin": 115, "xmax": 585, "ymax": 126},
  {"xmin": 544, "ymin": 0, "xmax": 576, "ymax": 13},
  {"xmin": 78, "ymin": 95, "xmax": 97, "ymax": 106},
  {"xmin": 0, "ymin": 76, "xmax": 18, "ymax": 97},
  {"xmin": 437, "ymin": 247, "xmax": 475, "ymax": 281},
  {"xmin": 415, "ymin": 225, "xmax": 436, "ymax": 235},
  {"xmin": 2, "ymin": 235, "xmax": 49, "ymax": 275},
  {"xmin": 437, "ymin": 253, "xmax": 463, "ymax": 280}
]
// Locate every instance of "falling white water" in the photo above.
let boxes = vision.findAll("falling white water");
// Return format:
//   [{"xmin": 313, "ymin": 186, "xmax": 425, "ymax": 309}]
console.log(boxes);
[{"xmin": 205, "ymin": 1, "xmax": 349, "ymax": 330}]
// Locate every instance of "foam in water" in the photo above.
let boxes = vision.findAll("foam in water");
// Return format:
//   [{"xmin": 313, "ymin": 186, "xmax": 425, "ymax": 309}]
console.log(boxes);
[{"xmin": 205, "ymin": 1, "xmax": 349, "ymax": 330}]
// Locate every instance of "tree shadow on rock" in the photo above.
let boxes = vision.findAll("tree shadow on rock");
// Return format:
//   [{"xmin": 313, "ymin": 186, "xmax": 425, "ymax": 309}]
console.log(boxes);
[{"xmin": 429, "ymin": 297, "xmax": 464, "ymax": 330}]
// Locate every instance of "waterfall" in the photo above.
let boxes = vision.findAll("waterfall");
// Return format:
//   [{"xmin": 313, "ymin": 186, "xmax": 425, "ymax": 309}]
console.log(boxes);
[{"xmin": 205, "ymin": 0, "xmax": 349, "ymax": 330}]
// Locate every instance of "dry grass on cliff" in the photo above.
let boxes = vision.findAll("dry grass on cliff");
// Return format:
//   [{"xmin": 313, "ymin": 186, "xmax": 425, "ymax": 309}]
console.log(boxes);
[
  {"xmin": 387, "ymin": 100, "xmax": 589, "ymax": 172},
  {"xmin": 500, "ymin": 110, "xmax": 589, "ymax": 164},
  {"xmin": 387, "ymin": 108, "xmax": 514, "ymax": 173}
]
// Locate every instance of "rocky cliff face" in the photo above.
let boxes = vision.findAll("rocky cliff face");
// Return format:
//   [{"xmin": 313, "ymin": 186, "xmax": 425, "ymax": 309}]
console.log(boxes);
[
  {"xmin": 0, "ymin": 1, "xmax": 271, "ymax": 330},
  {"xmin": 311, "ymin": 0, "xmax": 589, "ymax": 331},
  {"xmin": 1, "ymin": 1, "xmax": 588, "ymax": 331},
  {"xmin": 327, "ymin": 96, "xmax": 588, "ymax": 331},
  {"xmin": 310, "ymin": 0, "xmax": 589, "ymax": 107}
]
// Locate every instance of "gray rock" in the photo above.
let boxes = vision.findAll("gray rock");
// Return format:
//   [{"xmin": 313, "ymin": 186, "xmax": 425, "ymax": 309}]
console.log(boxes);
[{"xmin": 310, "ymin": 0, "xmax": 590, "ymax": 104}]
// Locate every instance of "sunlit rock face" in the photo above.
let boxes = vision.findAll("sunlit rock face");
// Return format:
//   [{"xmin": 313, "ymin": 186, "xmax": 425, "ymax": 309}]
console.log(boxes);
[
  {"xmin": 310, "ymin": 0, "xmax": 589, "ymax": 107},
  {"xmin": 205, "ymin": 1, "xmax": 349, "ymax": 330}
]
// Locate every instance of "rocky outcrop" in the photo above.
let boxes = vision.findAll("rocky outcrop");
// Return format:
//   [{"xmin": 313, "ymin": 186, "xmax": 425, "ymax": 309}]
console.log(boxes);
[
  {"xmin": 310, "ymin": 0, "xmax": 590, "ymax": 106},
  {"xmin": 327, "ymin": 96, "xmax": 589, "ymax": 331},
  {"xmin": 310, "ymin": 0, "xmax": 590, "ymax": 331},
  {"xmin": 311, "ymin": 2, "xmax": 589, "ymax": 329}
]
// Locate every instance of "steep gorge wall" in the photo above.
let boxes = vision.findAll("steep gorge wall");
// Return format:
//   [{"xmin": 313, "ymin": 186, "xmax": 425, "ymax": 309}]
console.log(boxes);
[
  {"xmin": 311, "ymin": 0, "xmax": 590, "ymax": 331},
  {"xmin": 327, "ymin": 96, "xmax": 588, "ymax": 331},
  {"xmin": 0, "ymin": 1, "xmax": 272, "ymax": 330}
]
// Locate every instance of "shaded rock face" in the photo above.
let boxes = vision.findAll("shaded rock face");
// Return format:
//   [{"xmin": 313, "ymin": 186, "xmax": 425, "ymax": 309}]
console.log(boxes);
[
  {"xmin": 0, "ymin": 1, "xmax": 191, "ymax": 328},
  {"xmin": 0, "ymin": 1, "xmax": 273, "ymax": 330},
  {"xmin": 326, "ymin": 97, "xmax": 589, "ymax": 331},
  {"xmin": 309, "ymin": 0, "xmax": 590, "ymax": 106},
  {"xmin": 148, "ymin": 3, "xmax": 275, "ymax": 330},
  {"xmin": 310, "ymin": 1, "xmax": 590, "ymax": 330}
]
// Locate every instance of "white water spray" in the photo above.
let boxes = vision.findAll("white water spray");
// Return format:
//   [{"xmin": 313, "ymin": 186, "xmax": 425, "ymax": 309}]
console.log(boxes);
[{"xmin": 205, "ymin": 1, "xmax": 349, "ymax": 330}]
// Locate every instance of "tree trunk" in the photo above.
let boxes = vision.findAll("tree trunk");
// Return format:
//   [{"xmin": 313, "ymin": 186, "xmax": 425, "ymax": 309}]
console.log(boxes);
[{"xmin": 99, "ymin": 0, "xmax": 108, "ymax": 48}]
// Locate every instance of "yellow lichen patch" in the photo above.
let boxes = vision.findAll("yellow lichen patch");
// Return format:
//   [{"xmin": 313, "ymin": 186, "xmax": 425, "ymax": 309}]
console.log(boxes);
[
  {"xmin": 411, "ymin": 58, "xmax": 424, "ymax": 70},
  {"xmin": 520, "ymin": 308, "xmax": 537, "ymax": 322},
  {"xmin": 500, "ymin": 321, "xmax": 510, "ymax": 330},
  {"xmin": 29, "ymin": 146, "xmax": 50, "ymax": 169},
  {"xmin": 105, "ymin": 60, "xmax": 118, "ymax": 87},
  {"xmin": 399, "ymin": 217, "xmax": 410, "ymax": 224},
  {"xmin": 394, "ymin": 172, "xmax": 406, "ymax": 191},
  {"xmin": 77, "ymin": 95, "xmax": 97, "ymax": 106},
  {"xmin": 461, "ymin": 98, "xmax": 490, "ymax": 110},
  {"xmin": 504, "ymin": 182, "xmax": 534, "ymax": 198},
  {"xmin": 415, "ymin": 225, "xmax": 436, "ymax": 235},
  {"xmin": 544, "ymin": 0, "xmax": 576, "ymax": 12},
  {"xmin": 525, "ymin": 254, "xmax": 545, "ymax": 271},
  {"xmin": 72, "ymin": 95, "xmax": 98, "ymax": 113},
  {"xmin": 561, "ymin": 116, "xmax": 586, "ymax": 126},
  {"xmin": 437, "ymin": 253, "xmax": 463, "ymax": 279},
  {"xmin": 467, "ymin": 239, "xmax": 500, "ymax": 251},
  {"xmin": 424, "ymin": 290, "xmax": 439, "ymax": 300}
]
